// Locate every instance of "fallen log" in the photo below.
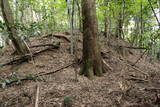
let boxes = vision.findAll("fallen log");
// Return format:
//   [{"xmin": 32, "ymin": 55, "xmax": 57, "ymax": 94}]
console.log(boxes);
[
  {"xmin": 0, "ymin": 44, "xmax": 60, "ymax": 67},
  {"xmin": 29, "ymin": 43, "xmax": 60, "ymax": 48}
]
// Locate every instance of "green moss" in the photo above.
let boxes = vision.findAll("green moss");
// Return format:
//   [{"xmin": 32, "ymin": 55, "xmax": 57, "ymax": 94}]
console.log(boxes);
[
  {"xmin": 94, "ymin": 63, "xmax": 103, "ymax": 76},
  {"xmin": 80, "ymin": 59, "xmax": 94, "ymax": 79}
]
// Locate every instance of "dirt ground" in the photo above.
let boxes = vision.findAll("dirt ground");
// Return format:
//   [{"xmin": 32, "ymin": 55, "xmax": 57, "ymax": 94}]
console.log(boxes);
[{"xmin": 0, "ymin": 32, "xmax": 160, "ymax": 107}]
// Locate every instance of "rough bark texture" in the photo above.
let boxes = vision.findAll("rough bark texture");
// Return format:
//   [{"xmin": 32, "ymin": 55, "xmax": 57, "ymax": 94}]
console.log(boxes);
[
  {"xmin": 80, "ymin": 0, "xmax": 103, "ymax": 79},
  {"xmin": 1, "ymin": 0, "xmax": 29, "ymax": 55}
]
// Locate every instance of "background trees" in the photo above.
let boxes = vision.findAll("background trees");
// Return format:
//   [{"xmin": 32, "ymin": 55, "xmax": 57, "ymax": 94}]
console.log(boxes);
[
  {"xmin": 0, "ymin": 0, "xmax": 159, "ymax": 57},
  {"xmin": 0, "ymin": 0, "xmax": 29, "ymax": 55}
]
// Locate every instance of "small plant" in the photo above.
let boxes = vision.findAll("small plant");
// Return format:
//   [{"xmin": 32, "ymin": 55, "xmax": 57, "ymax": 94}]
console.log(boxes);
[
  {"xmin": 63, "ymin": 96, "xmax": 73, "ymax": 107},
  {"xmin": 0, "ymin": 78, "xmax": 11, "ymax": 88}
]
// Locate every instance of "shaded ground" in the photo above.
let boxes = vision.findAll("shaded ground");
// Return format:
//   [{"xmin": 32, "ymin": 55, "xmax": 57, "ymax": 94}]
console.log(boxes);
[{"xmin": 0, "ymin": 32, "xmax": 160, "ymax": 107}]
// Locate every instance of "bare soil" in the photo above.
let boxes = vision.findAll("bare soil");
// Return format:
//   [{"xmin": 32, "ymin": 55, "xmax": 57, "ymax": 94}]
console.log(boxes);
[{"xmin": 0, "ymin": 32, "xmax": 160, "ymax": 107}]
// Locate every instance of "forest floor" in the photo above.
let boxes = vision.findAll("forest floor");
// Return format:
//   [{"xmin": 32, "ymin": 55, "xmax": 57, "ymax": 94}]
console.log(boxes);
[{"xmin": 0, "ymin": 31, "xmax": 160, "ymax": 107}]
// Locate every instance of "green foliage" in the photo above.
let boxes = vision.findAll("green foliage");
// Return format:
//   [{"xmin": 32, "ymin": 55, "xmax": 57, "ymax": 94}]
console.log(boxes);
[
  {"xmin": 0, "ymin": 0, "xmax": 159, "ymax": 58},
  {"xmin": 0, "ymin": 72, "xmax": 21, "ymax": 88}
]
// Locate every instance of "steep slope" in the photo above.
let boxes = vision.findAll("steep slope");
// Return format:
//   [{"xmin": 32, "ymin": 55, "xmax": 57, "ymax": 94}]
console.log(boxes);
[{"xmin": 0, "ymin": 32, "xmax": 159, "ymax": 107}]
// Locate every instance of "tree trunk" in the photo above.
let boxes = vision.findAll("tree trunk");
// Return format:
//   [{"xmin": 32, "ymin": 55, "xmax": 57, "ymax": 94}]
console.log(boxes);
[
  {"xmin": 80, "ymin": 0, "xmax": 103, "ymax": 79},
  {"xmin": 139, "ymin": 0, "xmax": 143, "ymax": 46},
  {"xmin": 76, "ymin": 0, "xmax": 82, "ymax": 32},
  {"xmin": 115, "ymin": 11, "xmax": 123, "ymax": 39},
  {"xmin": 158, "ymin": 0, "xmax": 160, "ymax": 29},
  {"xmin": 104, "ymin": 15, "xmax": 108, "ymax": 37},
  {"xmin": 1, "ymin": 0, "xmax": 29, "ymax": 55},
  {"xmin": 115, "ymin": 0, "xmax": 125, "ymax": 39},
  {"xmin": 70, "ymin": 0, "xmax": 75, "ymax": 55},
  {"xmin": 104, "ymin": 0, "xmax": 108, "ymax": 38}
]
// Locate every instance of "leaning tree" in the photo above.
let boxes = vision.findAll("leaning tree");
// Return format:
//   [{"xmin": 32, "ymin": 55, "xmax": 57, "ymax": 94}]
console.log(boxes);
[{"xmin": 0, "ymin": 0, "xmax": 29, "ymax": 55}]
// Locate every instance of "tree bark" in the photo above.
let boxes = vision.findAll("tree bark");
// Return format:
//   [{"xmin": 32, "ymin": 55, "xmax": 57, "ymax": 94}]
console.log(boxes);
[
  {"xmin": 76, "ymin": 0, "xmax": 82, "ymax": 32},
  {"xmin": 70, "ymin": 0, "xmax": 75, "ymax": 55},
  {"xmin": 104, "ymin": 0, "xmax": 108, "ymax": 38},
  {"xmin": 115, "ymin": 0, "xmax": 125, "ymax": 39},
  {"xmin": 80, "ymin": 0, "xmax": 103, "ymax": 79},
  {"xmin": 139, "ymin": 0, "xmax": 143, "ymax": 46},
  {"xmin": 115, "ymin": 11, "xmax": 123, "ymax": 39},
  {"xmin": 1, "ymin": 0, "xmax": 29, "ymax": 55}
]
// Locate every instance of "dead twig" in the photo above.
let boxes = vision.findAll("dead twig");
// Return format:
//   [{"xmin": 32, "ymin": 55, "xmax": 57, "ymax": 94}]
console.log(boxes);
[
  {"xmin": 35, "ymin": 84, "xmax": 40, "ymax": 107},
  {"xmin": 112, "ymin": 56, "xmax": 149, "ymax": 77},
  {"xmin": 132, "ymin": 50, "xmax": 147, "ymax": 66},
  {"xmin": 102, "ymin": 59, "xmax": 113, "ymax": 71}
]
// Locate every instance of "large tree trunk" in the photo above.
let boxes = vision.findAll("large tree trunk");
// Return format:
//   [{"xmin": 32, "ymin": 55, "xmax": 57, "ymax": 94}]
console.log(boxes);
[
  {"xmin": 1, "ymin": 0, "xmax": 29, "ymax": 55},
  {"xmin": 80, "ymin": 0, "xmax": 103, "ymax": 79}
]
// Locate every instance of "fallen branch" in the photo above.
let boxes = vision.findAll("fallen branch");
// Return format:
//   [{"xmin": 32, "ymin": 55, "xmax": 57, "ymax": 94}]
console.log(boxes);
[
  {"xmin": 121, "ymin": 59, "xmax": 149, "ymax": 76},
  {"xmin": 144, "ymin": 87, "xmax": 160, "ymax": 91},
  {"xmin": 1, "ymin": 62, "xmax": 76, "ymax": 87},
  {"xmin": 122, "ymin": 46, "xmax": 147, "ymax": 50},
  {"xmin": 126, "ymin": 77, "xmax": 148, "ymax": 82},
  {"xmin": 44, "ymin": 33, "xmax": 71, "ymax": 42},
  {"xmin": 132, "ymin": 50, "xmax": 147, "ymax": 66},
  {"xmin": 98, "ymin": 51, "xmax": 149, "ymax": 77},
  {"xmin": 38, "ymin": 62, "xmax": 76, "ymax": 76},
  {"xmin": 109, "ymin": 44, "xmax": 147, "ymax": 50},
  {"xmin": 30, "ymin": 43, "xmax": 60, "ymax": 48},
  {"xmin": 111, "ymin": 56, "xmax": 149, "ymax": 77}
]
